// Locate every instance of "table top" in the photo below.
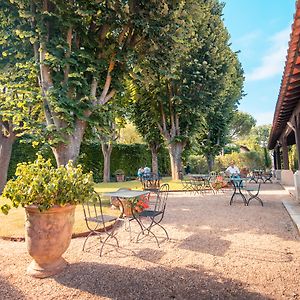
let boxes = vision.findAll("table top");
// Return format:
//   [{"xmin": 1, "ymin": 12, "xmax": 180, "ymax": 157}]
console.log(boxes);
[
  {"xmin": 190, "ymin": 174, "xmax": 210, "ymax": 178},
  {"xmin": 103, "ymin": 190, "xmax": 150, "ymax": 198}
]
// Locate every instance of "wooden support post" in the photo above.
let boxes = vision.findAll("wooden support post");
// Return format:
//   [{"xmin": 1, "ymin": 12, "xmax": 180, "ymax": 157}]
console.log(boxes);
[
  {"xmin": 282, "ymin": 137, "xmax": 289, "ymax": 170},
  {"xmin": 294, "ymin": 114, "xmax": 300, "ymax": 170},
  {"xmin": 274, "ymin": 149, "xmax": 278, "ymax": 170},
  {"xmin": 276, "ymin": 145, "xmax": 282, "ymax": 170}
]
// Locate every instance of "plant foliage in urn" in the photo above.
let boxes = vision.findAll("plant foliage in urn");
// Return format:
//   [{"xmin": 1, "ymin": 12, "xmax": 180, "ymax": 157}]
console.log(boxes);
[
  {"xmin": 0, "ymin": 155, "xmax": 95, "ymax": 278},
  {"xmin": 1, "ymin": 155, "xmax": 94, "ymax": 214}
]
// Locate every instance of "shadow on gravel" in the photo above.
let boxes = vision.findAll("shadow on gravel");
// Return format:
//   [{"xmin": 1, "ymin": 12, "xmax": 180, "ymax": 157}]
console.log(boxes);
[
  {"xmin": 134, "ymin": 248, "xmax": 166, "ymax": 263},
  {"xmin": 55, "ymin": 262, "xmax": 270, "ymax": 300},
  {"xmin": 0, "ymin": 275, "xmax": 25, "ymax": 299},
  {"xmin": 179, "ymin": 233, "xmax": 231, "ymax": 256}
]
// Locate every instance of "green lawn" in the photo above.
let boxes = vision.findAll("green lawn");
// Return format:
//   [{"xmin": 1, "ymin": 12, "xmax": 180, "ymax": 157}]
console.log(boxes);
[{"xmin": 0, "ymin": 178, "xmax": 183, "ymax": 239}]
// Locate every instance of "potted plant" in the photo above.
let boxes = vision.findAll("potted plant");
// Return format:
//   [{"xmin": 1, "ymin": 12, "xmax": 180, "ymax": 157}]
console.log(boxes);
[
  {"xmin": 114, "ymin": 169, "xmax": 125, "ymax": 182},
  {"xmin": 1, "ymin": 155, "xmax": 94, "ymax": 278}
]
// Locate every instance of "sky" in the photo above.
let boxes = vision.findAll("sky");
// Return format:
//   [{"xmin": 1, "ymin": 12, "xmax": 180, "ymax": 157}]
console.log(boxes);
[{"xmin": 222, "ymin": 0, "xmax": 296, "ymax": 125}]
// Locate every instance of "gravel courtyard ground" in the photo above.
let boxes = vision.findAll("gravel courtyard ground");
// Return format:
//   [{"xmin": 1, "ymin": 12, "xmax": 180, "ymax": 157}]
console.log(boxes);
[{"xmin": 0, "ymin": 183, "xmax": 300, "ymax": 300}]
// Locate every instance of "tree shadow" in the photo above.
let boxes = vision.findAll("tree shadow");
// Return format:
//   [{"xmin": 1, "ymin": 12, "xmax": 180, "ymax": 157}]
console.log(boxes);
[
  {"xmin": 133, "ymin": 248, "xmax": 166, "ymax": 263},
  {"xmin": 55, "ymin": 262, "xmax": 269, "ymax": 299},
  {"xmin": 164, "ymin": 183, "xmax": 299, "ymax": 242},
  {"xmin": 178, "ymin": 233, "xmax": 231, "ymax": 256},
  {"xmin": 0, "ymin": 275, "xmax": 25, "ymax": 299}
]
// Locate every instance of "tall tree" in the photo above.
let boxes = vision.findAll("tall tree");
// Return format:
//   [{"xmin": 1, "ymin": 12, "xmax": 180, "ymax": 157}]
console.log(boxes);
[
  {"xmin": 0, "ymin": 2, "xmax": 41, "ymax": 192},
  {"xmin": 131, "ymin": 0, "xmax": 244, "ymax": 179},
  {"xmin": 129, "ymin": 92, "xmax": 164, "ymax": 174},
  {"xmin": 8, "ymin": 0, "xmax": 182, "ymax": 166},
  {"xmin": 88, "ymin": 104, "xmax": 124, "ymax": 183},
  {"xmin": 228, "ymin": 111, "xmax": 256, "ymax": 141}
]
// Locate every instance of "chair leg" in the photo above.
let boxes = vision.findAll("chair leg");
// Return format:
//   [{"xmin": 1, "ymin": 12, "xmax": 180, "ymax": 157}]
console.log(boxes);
[
  {"xmin": 82, "ymin": 231, "xmax": 96, "ymax": 251},
  {"xmin": 136, "ymin": 216, "xmax": 169, "ymax": 247},
  {"xmin": 99, "ymin": 233, "xmax": 119, "ymax": 256},
  {"xmin": 136, "ymin": 226, "xmax": 160, "ymax": 247}
]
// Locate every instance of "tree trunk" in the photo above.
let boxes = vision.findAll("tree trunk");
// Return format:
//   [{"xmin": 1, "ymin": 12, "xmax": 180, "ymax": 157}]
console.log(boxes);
[
  {"xmin": 101, "ymin": 143, "xmax": 113, "ymax": 183},
  {"xmin": 0, "ymin": 133, "xmax": 16, "ymax": 193},
  {"xmin": 206, "ymin": 154, "xmax": 215, "ymax": 173},
  {"xmin": 51, "ymin": 120, "xmax": 86, "ymax": 166},
  {"xmin": 149, "ymin": 143, "xmax": 160, "ymax": 174},
  {"xmin": 151, "ymin": 147, "xmax": 159, "ymax": 174},
  {"xmin": 168, "ymin": 142, "xmax": 184, "ymax": 180}
]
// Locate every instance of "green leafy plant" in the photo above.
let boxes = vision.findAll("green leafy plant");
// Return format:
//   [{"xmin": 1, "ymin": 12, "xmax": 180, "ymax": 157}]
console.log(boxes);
[
  {"xmin": 1, "ymin": 155, "xmax": 94, "ymax": 215},
  {"xmin": 114, "ymin": 169, "xmax": 125, "ymax": 176}
]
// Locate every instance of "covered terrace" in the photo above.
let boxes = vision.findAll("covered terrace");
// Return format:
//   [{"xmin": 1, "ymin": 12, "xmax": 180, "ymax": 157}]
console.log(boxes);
[{"xmin": 269, "ymin": 0, "xmax": 300, "ymax": 200}]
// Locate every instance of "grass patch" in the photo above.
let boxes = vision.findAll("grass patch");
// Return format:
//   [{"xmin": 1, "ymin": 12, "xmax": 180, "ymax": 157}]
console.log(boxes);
[{"xmin": 0, "ymin": 178, "xmax": 183, "ymax": 239}]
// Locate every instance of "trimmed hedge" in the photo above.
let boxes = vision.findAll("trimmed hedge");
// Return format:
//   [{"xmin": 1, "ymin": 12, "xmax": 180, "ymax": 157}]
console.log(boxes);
[{"xmin": 9, "ymin": 141, "xmax": 170, "ymax": 182}]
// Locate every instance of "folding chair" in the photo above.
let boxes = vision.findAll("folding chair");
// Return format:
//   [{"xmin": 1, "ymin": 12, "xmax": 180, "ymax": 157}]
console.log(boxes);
[
  {"xmin": 181, "ymin": 178, "xmax": 193, "ymax": 193},
  {"xmin": 82, "ymin": 191, "xmax": 122, "ymax": 256},
  {"xmin": 136, "ymin": 183, "xmax": 170, "ymax": 246}
]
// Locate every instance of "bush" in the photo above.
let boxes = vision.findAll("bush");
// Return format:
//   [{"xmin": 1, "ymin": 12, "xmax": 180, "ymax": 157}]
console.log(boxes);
[
  {"xmin": 9, "ymin": 142, "xmax": 171, "ymax": 182},
  {"xmin": 215, "ymin": 151, "xmax": 264, "ymax": 172},
  {"xmin": 188, "ymin": 155, "xmax": 208, "ymax": 174}
]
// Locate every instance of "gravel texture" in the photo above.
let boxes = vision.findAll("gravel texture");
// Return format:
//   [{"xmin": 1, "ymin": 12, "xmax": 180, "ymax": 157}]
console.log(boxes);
[{"xmin": 1, "ymin": 183, "xmax": 300, "ymax": 300}]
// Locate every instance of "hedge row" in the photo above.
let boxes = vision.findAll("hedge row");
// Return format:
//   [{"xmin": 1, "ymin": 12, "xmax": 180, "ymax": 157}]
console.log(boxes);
[{"xmin": 8, "ymin": 141, "xmax": 171, "ymax": 182}]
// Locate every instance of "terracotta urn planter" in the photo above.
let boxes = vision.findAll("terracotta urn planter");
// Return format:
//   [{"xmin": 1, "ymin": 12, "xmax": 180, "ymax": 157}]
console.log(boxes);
[
  {"xmin": 25, "ymin": 204, "xmax": 75, "ymax": 278},
  {"xmin": 116, "ymin": 174, "xmax": 125, "ymax": 182},
  {"xmin": 119, "ymin": 199, "xmax": 134, "ymax": 217}
]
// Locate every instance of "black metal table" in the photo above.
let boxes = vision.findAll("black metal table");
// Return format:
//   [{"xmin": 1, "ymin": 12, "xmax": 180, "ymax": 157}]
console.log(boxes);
[{"xmin": 230, "ymin": 178, "xmax": 247, "ymax": 206}]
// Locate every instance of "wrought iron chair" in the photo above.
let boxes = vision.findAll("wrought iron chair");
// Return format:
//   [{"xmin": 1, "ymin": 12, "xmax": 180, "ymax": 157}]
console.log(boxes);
[
  {"xmin": 141, "ymin": 172, "xmax": 161, "ymax": 190},
  {"xmin": 82, "ymin": 191, "xmax": 122, "ymax": 256},
  {"xmin": 136, "ymin": 183, "xmax": 170, "ymax": 246},
  {"xmin": 181, "ymin": 178, "xmax": 193, "ymax": 193}
]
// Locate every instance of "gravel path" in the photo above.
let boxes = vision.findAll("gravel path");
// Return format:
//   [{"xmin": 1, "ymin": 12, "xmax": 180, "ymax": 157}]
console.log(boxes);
[{"xmin": 1, "ymin": 183, "xmax": 300, "ymax": 300}]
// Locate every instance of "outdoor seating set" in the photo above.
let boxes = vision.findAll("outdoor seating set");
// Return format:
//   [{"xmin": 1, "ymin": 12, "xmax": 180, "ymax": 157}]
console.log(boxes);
[
  {"xmin": 181, "ymin": 172, "xmax": 231, "ymax": 195},
  {"xmin": 140, "ymin": 172, "xmax": 162, "ymax": 190},
  {"xmin": 181, "ymin": 171, "xmax": 264, "ymax": 207},
  {"xmin": 82, "ymin": 184, "xmax": 170, "ymax": 256},
  {"xmin": 248, "ymin": 169, "xmax": 273, "ymax": 183}
]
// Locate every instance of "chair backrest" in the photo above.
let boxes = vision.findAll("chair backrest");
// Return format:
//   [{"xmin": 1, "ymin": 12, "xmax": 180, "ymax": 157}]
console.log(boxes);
[
  {"xmin": 142, "ymin": 172, "xmax": 161, "ymax": 190},
  {"xmin": 82, "ymin": 191, "xmax": 105, "ymax": 229},
  {"xmin": 153, "ymin": 183, "xmax": 169, "ymax": 212}
]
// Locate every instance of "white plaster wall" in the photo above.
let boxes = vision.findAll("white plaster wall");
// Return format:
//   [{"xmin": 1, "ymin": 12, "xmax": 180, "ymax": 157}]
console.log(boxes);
[
  {"xmin": 294, "ymin": 171, "xmax": 300, "ymax": 202},
  {"xmin": 280, "ymin": 170, "xmax": 294, "ymax": 186}
]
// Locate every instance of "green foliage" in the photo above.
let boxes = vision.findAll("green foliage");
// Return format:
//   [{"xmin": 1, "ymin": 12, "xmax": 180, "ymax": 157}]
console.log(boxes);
[
  {"xmin": 5, "ymin": 0, "xmax": 184, "ymax": 153},
  {"xmin": 9, "ymin": 142, "xmax": 170, "ymax": 182},
  {"xmin": 114, "ymin": 169, "xmax": 125, "ymax": 176},
  {"xmin": 238, "ymin": 125, "xmax": 271, "ymax": 151},
  {"xmin": 0, "ymin": 1, "xmax": 42, "ymax": 140},
  {"xmin": 188, "ymin": 155, "xmax": 208, "ymax": 174},
  {"xmin": 289, "ymin": 145, "xmax": 298, "ymax": 172},
  {"xmin": 215, "ymin": 152, "xmax": 264, "ymax": 171},
  {"xmin": 2, "ymin": 156, "xmax": 94, "ymax": 215},
  {"xmin": 228, "ymin": 111, "xmax": 256, "ymax": 141}
]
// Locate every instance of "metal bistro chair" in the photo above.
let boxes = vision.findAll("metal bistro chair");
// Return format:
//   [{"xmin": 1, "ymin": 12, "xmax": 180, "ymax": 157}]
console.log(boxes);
[
  {"xmin": 141, "ymin": 172, "xmax": 161, "ymax": 190},
  {"xmin": 181, "ymin": 178, "xmax": 193, "ymax": 193},
  {"xmin": 136, "ymin": 183, "xmax": 170, "ymax": 247},
  {"xmin": 82, "ymin": 191, "xmax": 122, "ymax": 256}
]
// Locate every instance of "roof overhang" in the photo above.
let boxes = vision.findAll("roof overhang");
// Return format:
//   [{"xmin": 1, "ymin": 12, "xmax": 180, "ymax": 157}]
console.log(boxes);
[{"xmin": 268, "ymin": 0, "xmax": 300, "ymax": 149}]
